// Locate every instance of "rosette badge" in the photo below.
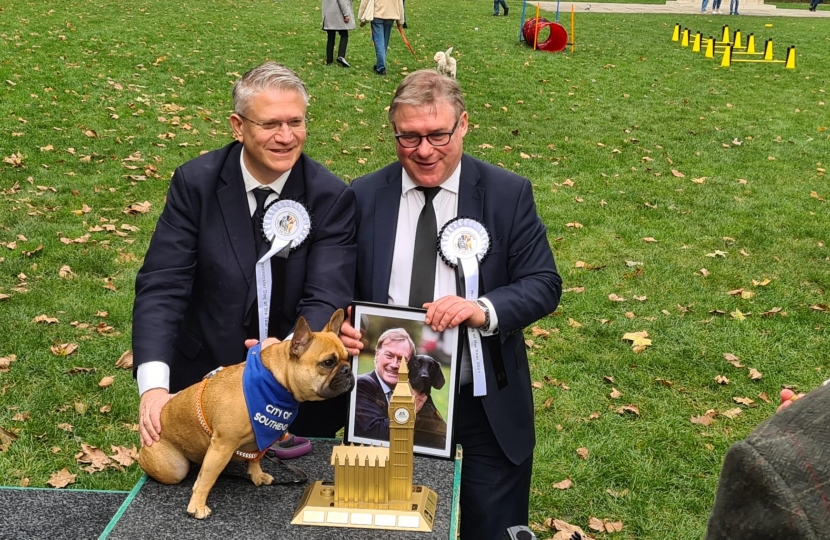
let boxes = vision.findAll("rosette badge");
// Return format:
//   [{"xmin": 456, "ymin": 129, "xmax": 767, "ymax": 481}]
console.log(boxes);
[
  {"xmin": 438, "ymin": 217, "xmax": 491, "ymax": 268},
  {"xmin": 259, "ymin": 200, "xmax": 312, "ymax": 261}
]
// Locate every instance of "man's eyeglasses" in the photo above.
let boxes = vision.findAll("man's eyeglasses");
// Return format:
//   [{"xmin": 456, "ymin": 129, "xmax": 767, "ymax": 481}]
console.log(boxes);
[
  {"xmin": 394, "ymin": 120, "xmax": 460, "ymax": 148},
  {"xmin": 237, "ymin": 113, "xmax": 307, "ymax": 133}
]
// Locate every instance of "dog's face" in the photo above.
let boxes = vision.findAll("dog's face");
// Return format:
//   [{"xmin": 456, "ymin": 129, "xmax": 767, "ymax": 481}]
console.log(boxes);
[
  {"xmin": 433, "ymin": 51, "xmax": 445, "ymax": 63},
  {"xmin": 261, "ymin": 309, "xmax": 354, "ymax": 402},
  {"xmin": 407, "ymin": 354, "xmax": 445, "ymax": 396}
]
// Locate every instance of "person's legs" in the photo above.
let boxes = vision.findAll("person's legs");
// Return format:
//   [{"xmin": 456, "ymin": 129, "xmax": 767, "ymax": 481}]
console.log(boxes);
[
  {"xmin": 701, "ymin": 0, "xmax": 709, "ymax": 12},
  {"xmin": 501, "ymin": 0, "xmax": 509, "ymax": 15},
  {"xmin": 455, "ymin": 385, "xmax": 532, "ymax": 540},
  {"xmin": 371, "ymin": 19, "xmax": 387, "ymax": 73},
  {"xmin": 382, "ymin": 19, "xmax": 393, "ymax": 53},
  {"xmin": 337, "ymin": 30, "xmax": 350, "ymax": 65},
  {"xmin": 325, "ymin": 30, "xmax": 336, "ymax": 64},
  {"xmin": 493, "ymin": 0, "xmax": 500, "ymax": 15},
  {"xmin": 712, "ymin": 0, "xmax": 721, "ymax": 13}
]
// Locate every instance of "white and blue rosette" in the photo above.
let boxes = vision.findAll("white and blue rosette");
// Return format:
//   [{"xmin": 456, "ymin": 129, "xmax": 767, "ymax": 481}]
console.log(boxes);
[
  {"xmin": 439, "ymin": 217, "xmax": 491, "ymax": 397},
  {"xmin": 255, "ymin": 200, "xmax": 312, "ymax": 342}
]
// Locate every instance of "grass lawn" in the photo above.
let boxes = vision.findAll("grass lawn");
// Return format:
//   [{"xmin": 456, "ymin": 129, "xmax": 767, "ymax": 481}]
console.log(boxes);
[{"xmin": 1, "ymin": 0, "xmax": 827, "ymax": 537}]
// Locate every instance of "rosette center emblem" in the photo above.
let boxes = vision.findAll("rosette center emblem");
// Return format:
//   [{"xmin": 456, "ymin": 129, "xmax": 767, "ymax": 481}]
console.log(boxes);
[{"xmin": 261, "ymin": 200, "xmax": 312, "ymax": 251}]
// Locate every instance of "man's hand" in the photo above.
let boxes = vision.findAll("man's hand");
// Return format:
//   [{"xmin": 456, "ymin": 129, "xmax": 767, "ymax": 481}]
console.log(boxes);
[
  {"xmin": 339, "ymin": 306, "xmax": 364, "ymax": 356},
  {"xmin": 344, "ymin": 15, "xmax": 350, "ymax": 22},
  {"xmin": 244, "ymin": 337, "xmax": 280, "ymax": 350},
  {"xmin": 139, "ymin": 388, "xmax": 175, "ymax": 447},
  {"xmin": 777, "ymin": 388, "xmax": 805, "ymax": 412},
  {"xmin": 413, "ymin": 390, "xmax": 428, "ymax": 413},
  {"xmin": 423, "ymin": 295, "xmax": 485, "ymax": 332}
]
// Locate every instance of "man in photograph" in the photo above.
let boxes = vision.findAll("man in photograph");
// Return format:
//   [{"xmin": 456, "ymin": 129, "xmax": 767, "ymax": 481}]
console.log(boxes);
[
  {"xmin": 354, "ymin": 328, "xmax": 447, "ymax": 448},
  {"xmin": 340, "ymin": 70, "xmax": 562, "ymax": 539}
]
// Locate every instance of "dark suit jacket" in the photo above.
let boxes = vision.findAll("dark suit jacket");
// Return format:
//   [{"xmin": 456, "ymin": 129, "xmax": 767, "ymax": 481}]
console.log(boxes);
[
  {"xmin": 132, "ymin": 141, "xmax": 356, "ymax": 396},
  {"xmin": 705, "ymin": 383, "xmax": 830, "ymax": 539},
  {"xmin": 351, "ymin": 154, "xmax": 562, "ymax": 465},
  {"xmin": 354, "ymin": 370, "xmax": 390, "ymax": 440}
]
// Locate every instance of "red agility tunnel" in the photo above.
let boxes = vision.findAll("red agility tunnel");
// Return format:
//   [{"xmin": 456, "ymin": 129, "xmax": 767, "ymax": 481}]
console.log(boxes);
[{"xmin": 522, "ymin": 17, "xmax": 568, "ymax": 52}]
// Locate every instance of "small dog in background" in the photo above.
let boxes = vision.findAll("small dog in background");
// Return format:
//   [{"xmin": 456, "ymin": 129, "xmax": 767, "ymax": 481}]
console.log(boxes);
[{"xmin": 433, "ymin": 47, "xmax": 457, "ymax": 79}]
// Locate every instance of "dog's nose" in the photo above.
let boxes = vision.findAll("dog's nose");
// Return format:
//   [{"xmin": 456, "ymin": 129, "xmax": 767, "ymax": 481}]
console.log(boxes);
[{"xmin": 338, "ymin": 364, "xmax": 351, "ymax": 376}]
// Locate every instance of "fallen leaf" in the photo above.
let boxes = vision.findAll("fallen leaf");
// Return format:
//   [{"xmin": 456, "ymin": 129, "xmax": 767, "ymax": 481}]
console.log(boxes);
[
  {"xmin": 606, "ymin": 488, "xmax": 629, "ymax": 498},
  {"xmin": 552, "ymin": 478, "xmax": 573, "ymax": 490},
  {"xmin": 671, "ymin": 169, "xmax": 685, "ymax": 178},
  {"xmin": 75, "ymin": 443, "xmax": 110, "ymax": 472},
  {"xmin": 531, "ymin": 326, "xmax": 550, "ymax": 338},
  {"xmin": 115, "ymin": 351, "xmax": 133, "ymax": 369},
  {"xmin": 758, "ymin": 392, "xmax": 771, "ymax": 403},
  {"xmin": 568, "ymin": 318, "xmax": 583, "ymax": 328},
  {"xmin": 616, "ymin": 405, "xmax": 640, "ymax": 416},
  {"xmin": 58, "ymin": 265, "xmax": 75, "ymax": 279},
  {"xmin": 642, "ymin": 237, "xmax": 658, "ymax": 243},
  {"xmin": 98, "ymin": 376, "xmax": 115, "ymax": 388},
  {"xmin": 33, "ymin": 314, "xmax": 59, "ymax": 324},
  {"xmin": 608, "ymin": 294, "xmax": 626, "ymax": 302},
  {"xmin": 715, "ymin": 375, "xmax": 730, "ymax": 385},
  {"xmin": 589, "ymin": 517, "xmax": 605, "ymax": 532},
  {"xmin": 721, "ymin": 408, "xmax": 743, "ymax": 419},
  {"xmin": 109, "ymin": 445, "xmax": 137, "ymax": 468},
  {"xmin": 748, "ymin": 368, "xmax": 763, "ymax": 380},
  {"xmin": 47, "ymin": 467, "xmax": 77, "ymax": 488},
  {"xmin": 576, "ymin": 447, "xmax": 589, "ymax": 460},
  {"xmin": 733, "ymin": 396, "xmax": 755, "ymax": 406},
  {"xmin": 50, "ymin": 343, "xmax": 78, "ymax": 356},
  {"xmin": 610, "ymin": 388, "xmax": 623, "ymax": 399}
]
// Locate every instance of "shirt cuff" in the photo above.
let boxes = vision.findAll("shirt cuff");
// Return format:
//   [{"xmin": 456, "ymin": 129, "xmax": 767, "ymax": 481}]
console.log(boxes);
[
  {"xmin": 477, "ymin": 297, "xmax": 499, "ymax": 336},
  {"xmin": 136, "ymin": 361, "xmax": 170, "ymax": 396}
]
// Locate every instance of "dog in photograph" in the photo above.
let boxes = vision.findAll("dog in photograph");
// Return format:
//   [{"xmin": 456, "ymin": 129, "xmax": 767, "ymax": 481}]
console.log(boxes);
[
  {"xmin": 433, "ymin": 47, "xmax": 457, "ymax": 79},
  {"xmin": 138, "ymin": 310, "xmax": 353, "ymax": 519},
  {"xmin": 408, "ymin": 354, "xmax": 448, "ymax": 447}
]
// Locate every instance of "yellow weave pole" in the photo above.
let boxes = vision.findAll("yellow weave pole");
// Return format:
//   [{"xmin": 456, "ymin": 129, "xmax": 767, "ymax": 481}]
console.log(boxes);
[
  {"xmin": 533, "ymin": 3, "xmax": 541, "ymax": 51},
  {"xmin": 571, "ymin": 4, "xmax": 575, "ymax": 52}
]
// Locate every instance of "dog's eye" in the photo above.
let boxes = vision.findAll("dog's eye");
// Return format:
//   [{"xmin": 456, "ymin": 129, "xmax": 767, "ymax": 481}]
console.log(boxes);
[{"xmin": 321, "ymin": 358, "xmax": 336, "ymax": 369}]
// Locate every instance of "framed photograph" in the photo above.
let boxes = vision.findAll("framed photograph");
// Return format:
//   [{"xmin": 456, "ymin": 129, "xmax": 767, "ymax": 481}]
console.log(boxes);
[{"xmin": 345, "ymin": 301, "xmax": 459, "ymax": 459}]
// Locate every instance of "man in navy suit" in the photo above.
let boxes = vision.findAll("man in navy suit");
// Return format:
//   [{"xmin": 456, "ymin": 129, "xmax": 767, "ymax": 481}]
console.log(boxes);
[
  {"xmin": 340, "ymin": 70, "xmax": 562, "ymax": 539},
  {"xmin": 132, "ymin": 62, "xmax": 356, "ymax": 449}
]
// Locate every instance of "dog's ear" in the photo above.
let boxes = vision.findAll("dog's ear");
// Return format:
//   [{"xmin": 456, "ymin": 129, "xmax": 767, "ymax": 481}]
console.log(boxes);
[
  {"xmin": 431, "ymin": 359, "xmax": 446, "ymax": 390},
  {"xmin": 324, "ymin": 309, "xmax": 345, "ymax": 334},
  {"xmin": 291, "ymin": 316, "xmax": 313, "ymax": 357}
]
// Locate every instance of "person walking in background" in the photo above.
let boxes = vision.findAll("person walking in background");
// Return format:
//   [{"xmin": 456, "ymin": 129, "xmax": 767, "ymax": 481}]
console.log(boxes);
[
  {"xmin": 494, "ymin": 0, "xmax": 509, "ymax": 16},
  {"xmin": 809, "ymin": 0, "xmax": 822, "ymax": 11},
  {"xmin": 729, "ymin": 0, "xmax": 739, "ymax": 14},
  {"xmin": 711, "ymin": 0, "xmax": 723, "ymax": 14},
  {"xmin": 358, "ymin": 0, "xmax": 404, "ymax": 76},
  {"xmin": 322, "ymin": 0, "xmax": 355, "ymax": 67},
  {"xmin": 700, "ymin": 0, "xmax": 709, "ymax": 12}
]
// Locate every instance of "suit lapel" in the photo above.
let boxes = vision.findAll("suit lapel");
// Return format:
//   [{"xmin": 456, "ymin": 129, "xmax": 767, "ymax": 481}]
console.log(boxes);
[
  {"xmin": 458, "ymin": 155, "xmax": 484, "ymax": 221},
  {"xmin": 372, "ymin": 165, "xmax": 403, "ymax": 303},
  {"xmin": 217, "ymin": 143, "xmax": 256, "ymax": 287},
  {"xmin": 280, "ymin": 155, "xmax": 307, "ymax": 202}
]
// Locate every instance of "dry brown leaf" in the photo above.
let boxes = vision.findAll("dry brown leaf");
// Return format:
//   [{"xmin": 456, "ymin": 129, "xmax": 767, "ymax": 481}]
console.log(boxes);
[
  {"xmin": 531, "ymin": 326, "xmax": 550, "ymax": 338},
  {"xmin": 75, "ymin": 443, "xmax": 110, "ymax": 472},
  {"xmin": 123, "ymin": 201, "xmax": 151, "ymax": 215},
  {"xmin": 671, "ymin": 169, "xmax": 685, "ymax": 178},
  {"xmin": 608, "ymin": 294, "xmax": 626, "ymax": 302},
  {"xmin": 50, "ymin": 343, "xmax": 78, "ymax": 356},
  {"xmin": 588, "ymin": 517, "xmax": 605, "ymax": 532},
  {"xmin": 98, "ymin": 376, "xmax": 115, "ymax": 388},
  {"xmin": 616, "ymin": 405, "xmax": 640, "ymax": 416},
  {"xmin": 58, "ymin": 265, "xmax": 75, "ymax": 279},
  {"xmin": 642, "ymin": 237, "xmax": 658, "ymax": 243},
  {"xmin": 715, "ymin": 375, "xmax": 730, "ymax": 385},
  {"xmin": 552, "ymin": 478, "xmax": 573, "ymax": 490},
  {"xmin": 33, "ymin": 314, "xmax": 59, "ymax": 324},
  {"xmin": 74, "ymin": 401, "xmax": 88, "ymax": 415},
  {"xmin": 0, "ymin": 354, "xmax": 18, "ymax": 373},
  {"xmin": 748, "ymin": 368, "xmax": 763, "ymax": 380},
  {"xmin": 610, "ymin": 388, "xmax": 623, "ymax": 399},
  {"xmin": 47, "ymin": 467, "xmax": 77, "ymax": 488},
  {"xmin": 568, "ymin": 318, "xmax": 583, "ymax": 328},
  {"xmin": 691, "ymin": 414, "xmax": 715, "ymax": 426},
  {"xmin": 758, "ymin": 392, "xmax": 771, "ymax": 403},
  {"xmin": 115, "ymin": 350, "xmax": 133, "ymax": 369},
  {"xmin": 606, "ymin": 488, "xmax": 629, "ymax": 498},
  {"xmin": 577, "ymin": 447, "xmax": 589, "ymax": 460},
  {"xmin": 100, "ymin": 404, "xmax": 112, "ymax": 413},
  {"xmin": 109, "ymin": 445, "xmax": 137, "ymax": 468},
  {"xmin": 566, "ymin": 222, "xmax": 584, "ymax": 229},
  {"xmin": 733, "ymin": 396, "xmax": 755, "ymax": 406},
  {"xmin": 721, "ymin": 408, "xmax": 743, "ymax": 419},
  {"xmin": 57, "ymin": 423, "xmax": 73, "ymax": 432},
  {"xmin": 12, "ymin": 412, "xmax": 30, "ymax": 422}
]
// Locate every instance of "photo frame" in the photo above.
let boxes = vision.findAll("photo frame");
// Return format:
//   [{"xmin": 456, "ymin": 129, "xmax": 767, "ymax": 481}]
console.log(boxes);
[{"xmin": 345, "ymin": 301, "xmax": 459, "ymax": 459}]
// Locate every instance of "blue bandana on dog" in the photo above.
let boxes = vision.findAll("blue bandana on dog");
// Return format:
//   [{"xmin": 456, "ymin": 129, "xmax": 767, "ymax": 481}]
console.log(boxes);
[{"xmin": 242, "ymin": 344, "xmax": 300, "ymax": 451}]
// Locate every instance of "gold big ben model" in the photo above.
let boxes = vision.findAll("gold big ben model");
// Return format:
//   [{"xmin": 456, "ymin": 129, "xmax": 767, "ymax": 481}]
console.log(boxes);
[{"xmin": 292, "ymin": 357, "xmax": 438, "ymax": 531}]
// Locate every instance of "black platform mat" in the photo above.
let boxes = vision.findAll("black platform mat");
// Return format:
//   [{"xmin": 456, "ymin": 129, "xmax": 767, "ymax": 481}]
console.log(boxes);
[
  {"xmin": 0, "ymin": 487, "xmax": 127, "ymax": 540},
  {"xmin": 103, "ymin": 440, "xmax": 459, "ymax": 539}
]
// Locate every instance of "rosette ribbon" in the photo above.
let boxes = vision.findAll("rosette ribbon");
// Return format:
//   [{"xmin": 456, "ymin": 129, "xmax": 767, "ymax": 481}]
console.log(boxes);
[
  {"xmin": 439, "ymin": 217, "xmax": 491, "ymax": 397},
  {"xmin": 255, "ymin": 200, "xmax": 312, "ymax": 342}
]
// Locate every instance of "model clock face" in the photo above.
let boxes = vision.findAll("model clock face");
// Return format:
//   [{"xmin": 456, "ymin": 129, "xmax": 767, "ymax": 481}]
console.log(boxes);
[{"xmin": 394, "ymin": 407, "xmax": 410, "ymax": 424}]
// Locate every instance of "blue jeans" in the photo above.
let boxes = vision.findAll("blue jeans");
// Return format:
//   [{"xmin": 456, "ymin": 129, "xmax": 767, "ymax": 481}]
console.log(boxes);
[
  {"xmin": 370, "ymin": 19, "xmax": 394, "ymax": 73},
  {"xmin": 494, "ymin": 0, "xmax": 508, "ymax": 14},
  {"xmin": 712, "ymin": 0, "xmax": 722, "ymax": 9},
  {"xmin": 700, "ymin": 0, "xmax": 709, "ymax": 11},
  {"xmin": 729, "ymin": 0, "xmax": 739, "ymax": 13}
]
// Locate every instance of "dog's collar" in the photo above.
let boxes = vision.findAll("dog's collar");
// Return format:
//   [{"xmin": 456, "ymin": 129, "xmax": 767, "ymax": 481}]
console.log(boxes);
[{"xmin": 195, "ymin": 376, "xmax": 266, "ymax": 462}]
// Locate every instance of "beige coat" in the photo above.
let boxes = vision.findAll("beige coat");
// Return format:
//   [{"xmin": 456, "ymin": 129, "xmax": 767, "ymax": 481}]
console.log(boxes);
[{"xmin": 358, "ymin": 0, "xmax": 403, "ymax": 23}]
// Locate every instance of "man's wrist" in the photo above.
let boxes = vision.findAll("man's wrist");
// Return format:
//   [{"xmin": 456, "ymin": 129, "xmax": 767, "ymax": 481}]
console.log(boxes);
[{"xmin": 475, "ymin": 300, "xmax": 491, "ymax": 330}]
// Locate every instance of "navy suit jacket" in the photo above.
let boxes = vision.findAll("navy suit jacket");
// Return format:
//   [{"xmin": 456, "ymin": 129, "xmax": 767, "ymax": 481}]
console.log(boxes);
[
  {"xmin": 132, "ymin": 141, "xmax": 356, "ymax": 395},
  {"xmin": 351, "ymin": 154, "xmax": 562, "ymax": 465},
  {"xmin": 354, "ymin": 370, "xmax": 390, "ymax": 440}
]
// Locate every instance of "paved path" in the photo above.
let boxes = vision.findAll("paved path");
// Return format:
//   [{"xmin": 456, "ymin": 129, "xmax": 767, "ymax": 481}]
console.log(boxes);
[{"xmin": 537, "ymin": 0, "xmax": 830, "ymax": 17}]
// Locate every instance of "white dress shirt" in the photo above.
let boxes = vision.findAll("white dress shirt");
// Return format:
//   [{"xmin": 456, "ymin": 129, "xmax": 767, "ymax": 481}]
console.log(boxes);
[
  {"xmin": 387, "ymin": 162, "xmax": 498, "ymax": 386},
  {"xmin": 137, "ymin": 149, "xmax": 290, "ymax": 396}
]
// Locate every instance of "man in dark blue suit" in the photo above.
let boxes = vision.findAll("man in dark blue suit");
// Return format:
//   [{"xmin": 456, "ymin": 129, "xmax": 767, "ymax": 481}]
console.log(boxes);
[
  {"xmin": 340, "ymin": 70, "xmax": 562, "ymax": 539},
  {"xmin": 132, "ymin": 62, "xmax": 356, "ymax": 449}
]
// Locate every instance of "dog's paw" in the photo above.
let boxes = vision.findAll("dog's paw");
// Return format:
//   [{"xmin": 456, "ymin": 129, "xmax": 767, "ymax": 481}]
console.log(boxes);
[
  {"xmin": 187, "ymin": 503, "xmax": 212, "ymax": 519},
  {"xmin": 250, "ymin": 471, "xmax": 274, "ymax": 486}
]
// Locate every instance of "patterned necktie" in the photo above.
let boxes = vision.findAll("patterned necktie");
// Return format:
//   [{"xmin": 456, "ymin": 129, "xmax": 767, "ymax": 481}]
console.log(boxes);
[
  {"xmin": 409, "ymin": 186, "xmax": 441, "ymax": 308},
  {"xmin": 251, "ymin": 188, "xmax": 272, "ymax": 254}
]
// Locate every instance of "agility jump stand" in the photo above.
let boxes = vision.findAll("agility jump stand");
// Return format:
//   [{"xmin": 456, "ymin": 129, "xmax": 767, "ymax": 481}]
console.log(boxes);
[{"xmin": 721, "ymin": 43, "xmax": 796, "ymax": 69}]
